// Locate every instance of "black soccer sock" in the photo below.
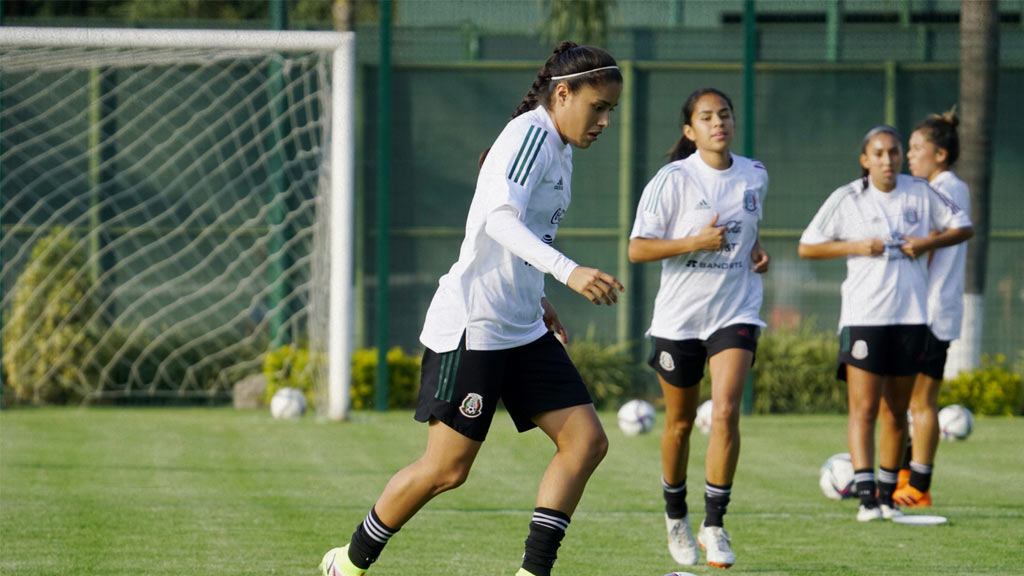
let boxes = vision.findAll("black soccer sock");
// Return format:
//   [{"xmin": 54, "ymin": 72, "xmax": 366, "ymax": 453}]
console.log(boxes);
[
  {"xmin": 663, "ymin": 477, "xmax": 688, "ymax": 520},
  {"xmin": 348, "ymin": 507, "xmax": 398, "ymax": 570},
  {"xmin": 854, "ymin": 469, "xmax": 877, "ymax": 508},
  {"xmin": 521, "ymin": 507, "xmax": 570, "ymax": 576},
  {"xmin": 877, "ymin": 467, "xmax": 899, "ymax": 506},
  {"xmin": 908, "ymin": 461, "xmax": 934, "ymax": 493},
  {"xmin": 703, "ymin": 481, "xmax": 732, "ymax": 528}
]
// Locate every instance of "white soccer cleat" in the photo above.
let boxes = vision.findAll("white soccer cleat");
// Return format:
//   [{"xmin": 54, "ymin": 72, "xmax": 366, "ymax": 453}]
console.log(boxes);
[
  {"xmin": 880, "ymin": 503, "xmax": 903, "ymax": 520},
  {"xmin": 665, "ymin": 513, "xmax": 699, "ymax": 565},
  {"xmin": 856, "ymin": 504, "xmax": 883, "ymax": 522},
  {"xmin": 319, "ymin": 545, "xmax": 366, "ymax": 576},
  {"xmin": 697, "ymin": 522, "xmax": 735, "ymax": 568}
]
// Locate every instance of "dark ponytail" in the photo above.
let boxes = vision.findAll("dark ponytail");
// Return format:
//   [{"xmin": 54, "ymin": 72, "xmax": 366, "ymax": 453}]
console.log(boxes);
[
  {"xmin": 479, "ymin": 41, "xmax": 622, "ymax": 167},
  {"xmin": 667, "ymin": 88, "xmax": 734, "ymax": 162},
  {"xmin": 914, "ymin": 107, "xmax": 960, "ymax": 168},
  {"xmin": 858, "ymin": 124, "xmax": 902, "ymax": 189}
]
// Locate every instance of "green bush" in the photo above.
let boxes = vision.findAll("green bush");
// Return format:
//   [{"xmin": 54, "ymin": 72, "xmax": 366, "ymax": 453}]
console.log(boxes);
[
  {"xmin": 940, "ymin": 353, "xmax": 1023, "ymax": 416},
  {"xmin": 263, "ymin": 344, "xmax": 317, "ymax": 406},
  {"xmin": 2, "ymin": 226, "xmax": 98, "ymax": 404},
  {"xmin": 349, "ymin": 347, "xmax": 421, "ymax": 410},
  {"xmin": 564, "ymin": 327, "xmax": 650, "ymax": 409},
  {"xmin": 753, "ymin": 322, "xmax": 844, "ymax": 414}
]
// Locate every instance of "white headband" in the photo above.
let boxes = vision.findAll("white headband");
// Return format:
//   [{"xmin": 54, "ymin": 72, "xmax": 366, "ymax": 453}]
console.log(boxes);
[{"xmin": 550, "ymin": 65, "xmax": 619, "ymax": 81}]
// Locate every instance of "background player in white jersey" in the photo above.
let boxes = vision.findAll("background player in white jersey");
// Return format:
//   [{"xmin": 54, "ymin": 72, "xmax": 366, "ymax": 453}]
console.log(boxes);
[
  {"xmin": 798, "ymin": 125, "xmax": 972, "ymax": 523},
  {"xmin": 628, "ymin": 88, "xmax": 770, "ymax": 569},
  {"xmin": 320, "ymin": 42, "xmax": 625, "ymax": 576},
  {"xmin": 884, "ymin": 110, "xmax": 970, "ymax": 508}
]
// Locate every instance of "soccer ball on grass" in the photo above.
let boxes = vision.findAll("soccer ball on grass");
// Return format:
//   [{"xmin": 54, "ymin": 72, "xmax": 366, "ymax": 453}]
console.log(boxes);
[
  {"xmin": 938, "ymin": 404, "xmax": 974, "ymax": 440},
  {"xmin": 819, "ymin": 452, "xmax": 855, "ymax": 500},
  {"xmin": 617, "ymin": 399, "xmax": 656, "ymax": 436},
  {"xmin": 270, "ymin": 387, "xmax": 307, "ymax": 419}
]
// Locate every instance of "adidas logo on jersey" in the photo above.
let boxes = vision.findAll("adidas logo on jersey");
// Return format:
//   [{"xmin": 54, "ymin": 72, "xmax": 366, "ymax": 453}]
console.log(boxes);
[
  {"xmin": 696, "ymin": 199, "xmax": 711, "ymax": 210},
  {"xmin": 554, "ymin": 178, "xmax": 564, "ymax": 191}
]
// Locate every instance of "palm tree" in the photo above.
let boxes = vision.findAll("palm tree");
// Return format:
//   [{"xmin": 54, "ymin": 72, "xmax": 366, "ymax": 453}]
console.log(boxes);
[
  {"xmin": 953, "ymin": 0, "xmax": 999, "ymax": 375},
  {"xmin": 542, "ymin": 0, "xmax": 614, "ymax": 46}
]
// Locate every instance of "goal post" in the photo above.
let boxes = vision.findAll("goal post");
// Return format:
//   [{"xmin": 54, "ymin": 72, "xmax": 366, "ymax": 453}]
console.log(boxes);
[{"xmin": 0, "ymin": 27, "xmax": 355, "ymax": 420}]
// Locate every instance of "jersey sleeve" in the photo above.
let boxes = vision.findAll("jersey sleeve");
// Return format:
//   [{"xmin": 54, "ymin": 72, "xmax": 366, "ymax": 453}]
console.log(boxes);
[
  {"xmin": 800, "ymin": 187, "xmax": 847, "ymax": 244},
  {"xmin": 630, "ymin": 165, "xmax": 683, "ymax": 239},
  {"xmin": 476, "ymin": 123, "xmax": 552, "ymax": 218},
  {"xmin": 750, "ymin": 159, "xmax": 769, "ymax": 222},
  {"xmin": 926, "ymin": 183, "xmax": 972, "ymax": 232}
]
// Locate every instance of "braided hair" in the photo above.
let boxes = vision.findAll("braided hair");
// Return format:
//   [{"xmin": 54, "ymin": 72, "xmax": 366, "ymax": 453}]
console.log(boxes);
[
  {"xmin": 913, "ymin": 107, "xmax": 960, "ymax": 168},
  {"xmin": 479, "ymin": 41, "xmax": 621, "ymax": 167}
]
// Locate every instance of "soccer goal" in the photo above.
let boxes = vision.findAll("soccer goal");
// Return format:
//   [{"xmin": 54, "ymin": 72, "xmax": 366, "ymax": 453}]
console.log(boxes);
[{"xmin": 0, "ymin": 27, "xmax": 355, "ymax": 420}]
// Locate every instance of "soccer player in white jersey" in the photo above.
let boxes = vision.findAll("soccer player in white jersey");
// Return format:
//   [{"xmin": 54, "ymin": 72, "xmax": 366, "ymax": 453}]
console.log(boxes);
[
  {"xmin": 882, "ymin": 110, "xmax": 970, "ymax": 508},
  {"xmin": 319, "ymin": 42, "xmax": 625, "ymax": 576},
  {"xmin": 629, "ymin": 88, "xmax": 770, "ymax": 569},
  {"xmin": 798, "ymin": 125, "xmax": 972, "ymax": 522}
]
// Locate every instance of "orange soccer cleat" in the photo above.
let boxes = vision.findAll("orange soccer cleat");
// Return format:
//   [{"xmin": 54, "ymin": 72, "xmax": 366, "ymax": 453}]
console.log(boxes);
[
  {"xmin": 892, "ymin": 485, "xmax": 932, "ymax": 507},
  {"xmin": 896, "ymin": 469, "xmax": 911, "ymax": 491}
]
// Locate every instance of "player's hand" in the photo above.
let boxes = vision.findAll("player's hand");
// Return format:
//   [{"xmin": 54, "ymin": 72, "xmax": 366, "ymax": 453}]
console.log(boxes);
[
  {"xmin": 566, "ymin": 266, "xmax": 624, "ymax": 306},
  {"xmin": 696, "ymin": 213, "xmax": 728, "ymax": 251},
  {"xmin": 852, "ymin": 238, "xmax": 884, "ymax": 256},
  {"xmin": 900, "ymin": 236, "xmax": 929, "ymax": 259},
  {"xmin": 541, "ymin": 297, "xmax": 568, "ymax": 343},
  {"xmin": 750, "ymin": 242, "xmax": 770, "ymax": 273}
]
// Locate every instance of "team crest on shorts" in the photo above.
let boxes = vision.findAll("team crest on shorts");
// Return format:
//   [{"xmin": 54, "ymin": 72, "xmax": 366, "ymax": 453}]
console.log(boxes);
[
  {"xmin": 659, "ymin": 351, "xmax": 676, "ymax": 371},
  {"xmin": 459, "ymin": 393, "xmax": 484, "ymax": 418},
  {"xmin": 743, "ymin": 189, "xmax": 758, "ymax": 212},
  {"xmin": 852, "ymin": 340, "xmax": 869, "ymax": 360}
]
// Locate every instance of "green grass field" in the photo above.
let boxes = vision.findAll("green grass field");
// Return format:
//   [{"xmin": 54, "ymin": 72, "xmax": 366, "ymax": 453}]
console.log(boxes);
[{"xmin": 2, "ymin": 408, "xmax": 1022, "ymax": 575}]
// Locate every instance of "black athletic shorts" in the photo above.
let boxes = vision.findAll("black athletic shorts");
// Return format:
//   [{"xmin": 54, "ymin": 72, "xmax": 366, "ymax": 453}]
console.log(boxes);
[
  {"xmin": 919, "ymin": 330, "xmax": 950, "ymax": 380},
  {"xmin": 648, "ymin": 324, "xmax": 760, "ymax": 389},
  {"xmin": 414, "ymin": 331, "xmax": 592, "ymax": 442},
  {"xmin": 837, "ymin": 325, "xmax": 928, "ymax": 381}
]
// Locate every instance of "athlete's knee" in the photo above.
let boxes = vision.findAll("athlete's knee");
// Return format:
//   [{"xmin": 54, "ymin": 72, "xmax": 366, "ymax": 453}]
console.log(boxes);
[
  {"xmin": 711, "ymin": 398, "xmax": 741, "ymax": 429},
  {"xmin": 420, "ymin": 458, "xmax": 473, "ymax": 493},
  {"xmin": 567, "ymin": 425, "xmax": 608, "ymax": 471},
  {"xmin": 909, "ymin": 393, "xmax": 938, "ymax": 414},
  {"xmin": 664, "ymin": 416, "xmax": 695, "ymax": 443}
]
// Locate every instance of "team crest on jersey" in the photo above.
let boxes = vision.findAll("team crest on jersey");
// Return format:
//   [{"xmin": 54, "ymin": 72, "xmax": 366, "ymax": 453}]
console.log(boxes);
[
  {"xmin": 551, "ymin": 208, "xmax": 566, "ymax": 225},
  {"xmin": 659, "ymin": 351, "xmax": 676, "ymax": 372},
  {"xmin": 852, "ymin": 340, "xmax": 869, "ymax": 360},
  {"xmin": 904, "ymin": 208, "xmax": 919, "ymax": 224},
  {"xmin": 459, "ymin": 393, "xmax": 484, "ymax": 418},
  {"xmin": 554, "ymin": 178, "xmax": 564, "ymax": 191},
  {"xmin": 743, "ymin": 190, "xmax": 758, "ymax": 213}
]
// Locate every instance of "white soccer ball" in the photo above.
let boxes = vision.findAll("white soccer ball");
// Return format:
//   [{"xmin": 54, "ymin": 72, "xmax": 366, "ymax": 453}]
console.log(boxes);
[
  {"xmin": 617, "ymin": 399, "xmax": 656, "ymax": 436},
  {"xmin": 270, "ymin": 387, "xmax": 307, "ymax": 420},
  {"xmin": 695, "ymin": 399, "xmax": 713, "ymax": 435},
  {"xmin": 938, "ymin": 404, "xmax": 974, "ymax": 441},
  {"xmin": 819, "ymin": 452, "xmax": 856, "ymax": 500}
]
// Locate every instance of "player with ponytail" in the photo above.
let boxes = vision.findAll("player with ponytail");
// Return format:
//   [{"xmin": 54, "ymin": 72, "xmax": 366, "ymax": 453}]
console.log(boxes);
[
  {"xmin": 320, "ymin": 42, "xmax": 624, "ymax": 576},
  {"xmin": 629, "ymin": 87, "xmax": 770, "ymax": 569},
  {"xmin": 798, "ymin": 124, "xmax": 972, "ymax": 523},
  {"xmin": 883, "ymin": 109, "xmax": 970, "ymax": 508}
]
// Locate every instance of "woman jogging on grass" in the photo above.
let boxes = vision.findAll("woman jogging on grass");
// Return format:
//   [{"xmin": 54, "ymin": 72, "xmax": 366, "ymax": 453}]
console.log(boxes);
[
  {"xmin": 798, "ymin": 125, "xmax": 972, "ymax": 523},
  {"xmin": 319, "ymin": 41, "xmax": 624, "ymax": 576},
  {"xmin": 628, "ymin": 87, "xmax": 770, "ymax": 569},
  {"xmin": 883, "ymin": 110, "xmax": 971, "ymax": 508}
]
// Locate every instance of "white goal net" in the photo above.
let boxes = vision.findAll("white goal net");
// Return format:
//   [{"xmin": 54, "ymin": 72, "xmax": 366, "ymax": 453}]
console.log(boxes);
[{"xmin": 0, "ymin": 28, "xmax": 354, "ymax": 419}]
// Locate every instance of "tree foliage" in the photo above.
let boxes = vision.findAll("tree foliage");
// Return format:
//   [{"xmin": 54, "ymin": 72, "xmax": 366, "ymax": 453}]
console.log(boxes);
[{"xmin": 541, "ymin": 0, "xmax": 614, "ymax": 47}]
